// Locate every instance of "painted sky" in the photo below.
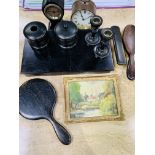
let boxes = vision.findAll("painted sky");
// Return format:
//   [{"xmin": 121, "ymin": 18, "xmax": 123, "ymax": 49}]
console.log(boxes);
[{"xmin": 77, "ymin": 80, "xmax": 106, "ymax": 96}]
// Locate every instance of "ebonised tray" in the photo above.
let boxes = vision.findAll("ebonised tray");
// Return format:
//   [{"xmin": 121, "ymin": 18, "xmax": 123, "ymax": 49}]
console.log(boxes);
[{"xmin": 21, "ymin": 29, "xmax": 114, "ymax": 75}]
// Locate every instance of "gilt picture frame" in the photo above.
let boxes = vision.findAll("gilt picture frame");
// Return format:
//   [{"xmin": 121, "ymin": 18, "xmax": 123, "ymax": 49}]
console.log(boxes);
[{"xmin": 64, "ymin": 75, "xmax": 121, "ymax": 123}]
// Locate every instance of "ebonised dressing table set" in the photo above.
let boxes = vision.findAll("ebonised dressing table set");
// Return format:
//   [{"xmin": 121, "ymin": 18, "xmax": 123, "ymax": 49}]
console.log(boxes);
[{"xmin": 19, "ymin": 0, "xmax": 135, "ymax": 145}]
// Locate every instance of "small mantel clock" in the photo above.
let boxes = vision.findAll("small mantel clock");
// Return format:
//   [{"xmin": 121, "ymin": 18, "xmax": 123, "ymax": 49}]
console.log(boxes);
[{"xmin": 71, "ymin": 0, "xmax": 96, "ymax": 29}]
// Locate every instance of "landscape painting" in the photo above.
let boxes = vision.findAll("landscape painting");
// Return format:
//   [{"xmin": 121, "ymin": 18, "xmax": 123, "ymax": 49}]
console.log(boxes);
[{"xmin": 64, "ymin": 76, "xmax": 121, "ymax": 122}]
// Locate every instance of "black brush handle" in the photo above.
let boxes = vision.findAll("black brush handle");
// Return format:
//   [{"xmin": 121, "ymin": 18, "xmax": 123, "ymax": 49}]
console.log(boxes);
[
  {"xmin": 48, "ymin": 117, "xmax": 71, "ymax": 145},
  {"xmin": 111, "ymin": 26, "xmax": 126, "ymax": 65}
]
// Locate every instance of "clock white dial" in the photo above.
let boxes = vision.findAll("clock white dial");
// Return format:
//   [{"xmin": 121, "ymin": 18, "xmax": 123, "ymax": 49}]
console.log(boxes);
[{"xmin": 71, "ymin": 10, "xmax": 94, "ymax": 29}]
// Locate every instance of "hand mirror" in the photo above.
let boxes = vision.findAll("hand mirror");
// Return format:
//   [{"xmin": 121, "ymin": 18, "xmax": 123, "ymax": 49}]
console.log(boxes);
[{"xmin": 19, "ymin": 78, "xmax": 71, "ymax": 145}]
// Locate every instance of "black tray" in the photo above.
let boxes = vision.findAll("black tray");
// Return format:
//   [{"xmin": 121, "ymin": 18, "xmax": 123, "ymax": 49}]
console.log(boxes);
[{"xmin": 21, "ymin": 29, "xmax": 114, "ymax": 75}]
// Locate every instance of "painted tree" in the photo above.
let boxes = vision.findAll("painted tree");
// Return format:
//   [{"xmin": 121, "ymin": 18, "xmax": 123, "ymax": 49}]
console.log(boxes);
[
  {"xmin": 99, "ymin": 81, "xmax": 118, "ymax": 115},
  {"xmin": 102, "ymin": 80, "xmax": 115, "ymax": 95},
  {"xmin": 69, "ymin": 82, "xmax": 83, "ymax": 109}
]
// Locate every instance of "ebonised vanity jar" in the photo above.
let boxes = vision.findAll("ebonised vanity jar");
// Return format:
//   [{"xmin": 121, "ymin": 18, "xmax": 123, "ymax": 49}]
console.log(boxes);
[
  {"xmin": 23, "ymin": 21, "xmax": 50, "ymax": 57},
  {"xmin": 54, "ymin": 21, "xmax": 78, "ymax": 49}
]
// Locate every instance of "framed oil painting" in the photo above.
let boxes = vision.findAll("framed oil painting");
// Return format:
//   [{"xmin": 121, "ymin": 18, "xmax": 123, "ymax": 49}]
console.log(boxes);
[{"xmin": 64, "ymin": 76, "xmax": 121, "ymax": 123}]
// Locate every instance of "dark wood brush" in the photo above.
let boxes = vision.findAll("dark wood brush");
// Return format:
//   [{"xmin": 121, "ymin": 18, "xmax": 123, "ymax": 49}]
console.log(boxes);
[{"xmin": 123, "ymin": 25, "xmax": 135, "ymax": 80}]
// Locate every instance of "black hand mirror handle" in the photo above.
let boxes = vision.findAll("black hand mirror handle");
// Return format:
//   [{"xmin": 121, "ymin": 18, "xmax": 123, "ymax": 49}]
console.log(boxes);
[{"xmin": 47, "ymin": 116, "xmax": 71, "ymax": 145}]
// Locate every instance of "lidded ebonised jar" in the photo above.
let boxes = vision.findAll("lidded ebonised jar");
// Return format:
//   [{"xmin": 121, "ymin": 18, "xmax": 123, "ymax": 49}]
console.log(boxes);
[
  {"xmin": 23, "ymin": 21, "xmax": 49, "ymax": 57},
  {"xmin": 54, "ymin": 21, "xmax": 78, "ymax": 49}
]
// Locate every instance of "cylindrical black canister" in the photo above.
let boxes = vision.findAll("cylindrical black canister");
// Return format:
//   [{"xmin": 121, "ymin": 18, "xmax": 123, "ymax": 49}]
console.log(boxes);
[
  {"xmin": 23, "ymin": 21, "xmax": 49, "ymax": 57},
  {"xmin": 54, "ymin": 21, "xmax": 78, "ymax": 49}
]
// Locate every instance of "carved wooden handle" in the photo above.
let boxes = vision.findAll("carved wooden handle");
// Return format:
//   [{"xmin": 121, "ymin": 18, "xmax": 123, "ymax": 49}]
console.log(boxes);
[{"xmin": 127, "ymin": 54, "xmax": 135, "ymax": 80}]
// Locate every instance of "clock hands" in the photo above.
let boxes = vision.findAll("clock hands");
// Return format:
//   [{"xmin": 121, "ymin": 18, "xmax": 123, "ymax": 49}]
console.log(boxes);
[
  {"xmin": 83, "ymin": 15, "xmax": 94, "ymax": 20},
  {"xmin": 78, "ymin": 10, "xmax": 94, "ymax": 21},
  {"xmin": 79, "ymin": 11, "xmax": 84, "ymax": 20}
]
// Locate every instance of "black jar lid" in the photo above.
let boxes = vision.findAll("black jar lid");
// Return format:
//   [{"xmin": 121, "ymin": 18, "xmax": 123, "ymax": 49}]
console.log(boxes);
[
  {"xmin": 54, "ymin": 21, "xmax": 78, "ymax": 40},
  {"xmin": 23, "ymin": 21, "xmax": 47, "ymax": 41}
]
